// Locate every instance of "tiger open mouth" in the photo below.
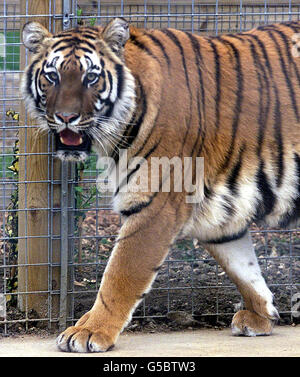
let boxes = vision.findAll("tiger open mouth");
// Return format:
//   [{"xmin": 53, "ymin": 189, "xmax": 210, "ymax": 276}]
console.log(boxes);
[{"xmin": 54, "ymin": 128, "xmax": 92, "ymax": 161}]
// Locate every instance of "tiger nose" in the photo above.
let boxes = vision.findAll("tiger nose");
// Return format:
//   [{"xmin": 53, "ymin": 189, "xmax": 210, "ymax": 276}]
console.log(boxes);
[{"xmin": 55, "ymin": 112, "xmax": 80, "ymax": 124}]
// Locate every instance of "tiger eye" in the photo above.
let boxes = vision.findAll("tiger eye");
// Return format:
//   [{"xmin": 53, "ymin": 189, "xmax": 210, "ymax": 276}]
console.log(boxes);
[
  {"xmin": 47, "ymin": 72, "xmax": 58, "ymax": 81},
  {"xmin": 86, "ymin": 72, "xmax": 98, "ymax": 82}
]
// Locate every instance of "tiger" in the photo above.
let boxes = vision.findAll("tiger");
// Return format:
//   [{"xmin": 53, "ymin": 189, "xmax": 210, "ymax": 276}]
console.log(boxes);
[{"xmin": 21, "ymin": 17, "xmax": 300, "ymax": 352}]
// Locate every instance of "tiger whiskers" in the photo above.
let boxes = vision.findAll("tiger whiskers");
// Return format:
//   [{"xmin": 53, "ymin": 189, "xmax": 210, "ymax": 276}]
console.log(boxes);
[
  {"xmin": 93, "ymin": 119, "xmax": 132, "ymax": 145},
  {"xmin": 31, "ymin": 125, "xmax": 55, "ymax": 149},
  {"xmin": 86, "ymin": 127, "xmax": 109, "ymax": 158},
  {"xmin": 96, "ymin": 115, "xmax": 136, "ymax": 127},
  {"xmin": 93, "ymin": 123, "xmax": 128, "ymax": 145},
  {"xmin": 30, "ymin": 106, "xmax": 51, "ymax": 143},
  {"xmin": 92, "ymin": 122, "xmax": 131, "ymax": 151},
  {"xmin": 88, "ymin": 127, "xmax": 117, "ymax": 156},
  {"xmin": 88, "ymin": 124, "xmax": 128, "ymax": 158}
]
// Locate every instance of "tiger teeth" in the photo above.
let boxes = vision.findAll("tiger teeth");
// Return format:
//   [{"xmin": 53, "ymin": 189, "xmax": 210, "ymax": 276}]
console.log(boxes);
[{"xmin": 59, "ymin": 136, "xmax": 83, "ymax": 145}]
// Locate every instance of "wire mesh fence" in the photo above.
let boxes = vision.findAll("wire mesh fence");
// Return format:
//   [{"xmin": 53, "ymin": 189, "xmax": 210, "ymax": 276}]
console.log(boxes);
[{"xmin": 0, "ymin": 0, "xmax": 300, "ymax": 336}]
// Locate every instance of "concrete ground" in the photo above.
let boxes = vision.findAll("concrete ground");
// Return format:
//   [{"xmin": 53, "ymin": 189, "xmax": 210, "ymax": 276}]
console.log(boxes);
[{"xmin": 0, "ymin": 325, "xmax": 299, "ymax": 357}]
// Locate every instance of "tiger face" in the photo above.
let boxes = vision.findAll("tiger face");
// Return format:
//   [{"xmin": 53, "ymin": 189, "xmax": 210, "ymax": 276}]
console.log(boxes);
[{"xmin": 21, "ymin": 18, "xmax": 136, "ymax": 161}]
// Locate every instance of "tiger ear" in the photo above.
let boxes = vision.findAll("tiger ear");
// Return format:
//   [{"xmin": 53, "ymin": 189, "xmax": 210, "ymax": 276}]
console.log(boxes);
[
  {"xmin": 22, "ymin": 22, "xmax": 52, "ymax": 53},
  {"xmin": 102, "ymin": 18, "xmax": 130, "ymax": 56}
]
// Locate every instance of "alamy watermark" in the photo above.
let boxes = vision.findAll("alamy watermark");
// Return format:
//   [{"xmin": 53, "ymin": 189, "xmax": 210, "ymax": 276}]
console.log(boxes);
[{"xmin": 96, "ymin": 150, "xmax": 204, "ymax": 204}]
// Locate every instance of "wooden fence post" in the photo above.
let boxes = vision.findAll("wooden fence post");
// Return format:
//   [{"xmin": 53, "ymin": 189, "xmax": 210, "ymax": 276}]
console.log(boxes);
[{"xmin": 18, "ymin": 0, "xmax": 63, "ymax": 323}]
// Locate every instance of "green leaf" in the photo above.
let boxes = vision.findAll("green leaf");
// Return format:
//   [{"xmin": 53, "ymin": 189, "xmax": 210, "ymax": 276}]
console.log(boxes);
[{"xmin": 90, "ymin": 18, "xmax": 97, "ymax": 26}]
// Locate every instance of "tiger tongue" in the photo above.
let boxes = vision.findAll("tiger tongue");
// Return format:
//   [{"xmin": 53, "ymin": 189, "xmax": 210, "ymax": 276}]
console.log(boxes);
[{"xmin": 59, "ymin": 129, "xmax": 83, "ymax": 146}]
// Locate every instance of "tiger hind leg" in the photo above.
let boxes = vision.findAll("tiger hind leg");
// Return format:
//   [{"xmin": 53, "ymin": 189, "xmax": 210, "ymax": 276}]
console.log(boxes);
[{"xmin": 205, "ymin": 230, "xmax": 279, "ymax": 336}]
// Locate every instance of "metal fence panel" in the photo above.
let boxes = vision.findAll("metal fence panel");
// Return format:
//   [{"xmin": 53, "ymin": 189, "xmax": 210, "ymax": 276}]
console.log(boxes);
[{"xmin": 0, "ymin": 0, "xmax": 300, "ymax": 336}]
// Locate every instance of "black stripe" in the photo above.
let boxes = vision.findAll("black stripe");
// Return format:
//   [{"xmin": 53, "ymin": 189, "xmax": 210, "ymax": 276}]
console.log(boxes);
[
  {"xmin": 244, "ymin": 33, "xmax": 284, "ymax": 176},
  {"xmin": 41, "ymin": 59, "xmax": 47, "ymax": 73},
  {"xmin": 126, "ymin": 104, "xmax": 145, "ymax": 143},
  {"xmin": 218, "ymin": 37, "xmax": 244, "ymax": 172},
  {"xmin": 244, "ymin": 34, "xmax": 274, "ymax": 79},
  {"xmin": 266, "ymin": 25, "xmax": 300, "ymax": 84},
  {"xmin": 81, "ymin": 33, "xmax": 97, "ymax": 40},
  {"xmin": 279, "ymin": 153, "xmax": 300, "ymax": 227},
  {"xmin": 116, "ymin": 191, "xmax": 171, "ymax": 244},
  {"xmin": 103, "ymin": 102, "xmax": 114, "ymax": 118},
  {"xmin": 100, "ymin": 58, "xmax": 105, "ymax": 68},
  {"xmin": 115, "ymin": 64, "xmax": 124, "ymax": 99},
  {"xmin": 53, "ymin": 33, "xmax": 73, "ymax": 38},
  {"xmin": 107, "ymin": 70, "xmax": 113, "ymax": 96},
  {"xmin": 247, "ymin": 32, "xmax": 284, "ymax": 186},
  {"xmin": 267, "ymin": 30, "xmax": 299, "ymax": 122},
  {"xmin": 100, "ymin": 293, "xmax": 112, "ymax": 315},
  {"xmin": 227, "ymin": 143, "xmax": 245, "ymax": 195},
  {"xmin": 195, "ymin": 91, "xmax": 205, "ymax": 157},
  {"xmin": 34, "ymin": 68, "xmax": 41, "ymax": 106},
  {"xmin": 232, "ymin": 33, "xmax": 275, "ymax": 173},
  {"xmin": 123, "ymin": 78, "xmax": 147, "ymax": 148},
  {"xmin": 204, "ymin": 185, "xmax": 213, "ymax": 200},
  {"xmin": 186, "ymin": 32, "xmax": 206, "ymax": 156},
  {"xmin": 254, "ymin": 160, "xmax": 276, "ymax": 220},
  {"xmin": 27, "ymin": 58, "xmax": 40, "ymax": 97},
  {"xmin": 186, "ymin": 32, "xmax": 205, "ymax": 112},
  {"xmin": 222, "ymin": 195, "xmax": 235, "ymax": 217},
  {"xmin": 114, "ymin": 141, "xmax": 160, "ymax": 196},
  {"xmin": 280, "ymin": 21, "xmax": 300, "ymax": 33},
  {"xmin": 273, "ymin": 93, "xmax": 284, "ymax": 187},
  {"xmin": 66, "ymin": 333, "xmax": 75, "ymax": 352},
  {"xmin": 265, "ymin": 25, "xmax": 300, "ymax": 87},
  {"xmin": 244, "ymin": 35, "xmax": 271, "ymax": 157},
  {"xmin": 145, "ymin": 32, "xmax": 171, "ymax": 66},
  {"xmin": 120, "ymin": 199, "xmax": 153, "ymax": 217},
  {"xmin": 77, "ymin": 38, "xmax": 96, "ymax": 50},
  {"xmin": 130, "ymin": 109, "xmax": 160, "ymax": 161},
  {"xmin": 129, "ymin": 34, "xmax": 160, "ymax": 63},
  {"xmin": 80, "ymin": 47, "xmax": 94, "ymax": 54},
  {"xmin": 205, "ymin": 38, "xmax": 221, "ymax": 131},
  {"xmin": 53, "ymin": 45, "xmax": 71, "ymax": 53},
  {"xmin": 205, "ymin": 228, "xmax": 247, "ymax": 245},
  {"xmin": 61, "ymin": 50, "xmax": 73, "ymax": 59},
  {"xmin": 162, "ymin": 29, "xmax": 191, "ymax": 94},
  {"xmin": 162, "ymin": 29, "xmax": 193, "ymax": 158},
  {"xmin": 51, "ymin": 39, "xmax": 68, "ymax": 50},
  {"xmin": 294, "ymin": 153, "xmax": 300, "ymax": 191}
]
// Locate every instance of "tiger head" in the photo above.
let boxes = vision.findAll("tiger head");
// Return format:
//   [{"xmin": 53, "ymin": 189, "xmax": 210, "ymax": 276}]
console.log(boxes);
[{"xmin": 21, "ymin": 18, "xmax": 136, "ymax": 161}]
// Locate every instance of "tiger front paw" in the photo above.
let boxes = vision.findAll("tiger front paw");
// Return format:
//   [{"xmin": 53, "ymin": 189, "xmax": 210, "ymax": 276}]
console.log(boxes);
[
  {"xmin": 56, "ymin": 311, "xmax": 116, "ymax": 353},
  {"xmin": 56, "ymin": 325, "xmax": 115, "ymax": 353}
]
